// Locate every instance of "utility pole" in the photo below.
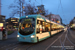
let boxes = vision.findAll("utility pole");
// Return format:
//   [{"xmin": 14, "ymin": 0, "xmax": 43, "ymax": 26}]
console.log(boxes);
[
  {"xmin": 49, "ymin": 12, "xmax": 52, "ymax": 20},
  {"xmin": 19, "ymin": 0, "xmax": 25, "ymax": 17},
  {"xmin": 22, "ymin": 0, "xmax": 25, "ymax": 16},
  {"xmin": 0, "ymin": 0, "xmax": 1, "ymax": 15},
  {"xmin": 22, "ymin": 3, "xmax": 23, "ymax": 16},
  {"xmin": 19, "ymin": 0, "xmax": 21, "ymax": 17}
]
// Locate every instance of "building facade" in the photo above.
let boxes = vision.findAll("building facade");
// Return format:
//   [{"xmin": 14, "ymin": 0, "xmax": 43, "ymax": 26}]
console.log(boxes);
[
  {"xmin": 70, "ymin": 17, "xmax": 75, "ymax": 26},
  {"xmin": 37, "ymin": 5, "xmax": 45, "ymax": 15},
  {"xmin": 45, "ymin": 14, "xmax": 62, "ymax": 24},
  {"xmin": 6, "ymin": 18, "xmax": 19, "ymax": 30},
  {"xmin": 0, "ymin": 15, "xmax": 6, "ymax": 28}
]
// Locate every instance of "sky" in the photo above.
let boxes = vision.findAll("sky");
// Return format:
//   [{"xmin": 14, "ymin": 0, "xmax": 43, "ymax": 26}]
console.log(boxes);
[{"xmin": 1, "ymin": 0, "xmax": 75, "ymax": 24}]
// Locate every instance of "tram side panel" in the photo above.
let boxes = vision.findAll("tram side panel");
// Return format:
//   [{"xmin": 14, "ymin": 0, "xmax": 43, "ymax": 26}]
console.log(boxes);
[
  {"xmin": 51, "ymin": 23, "xmax": 64, "ymax": 36},
  {"xmin": 36, "ymin": 20, "xmax": 51, "ymax": 41}
]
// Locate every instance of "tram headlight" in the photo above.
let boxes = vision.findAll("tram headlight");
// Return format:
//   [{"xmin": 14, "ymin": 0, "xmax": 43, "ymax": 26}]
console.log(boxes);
[
  {"xmin": 31, "ymin": 35, "xmax": 35, "ymax": 38},
  {"xmin": 17, "ymin": 35, "xmax": 20, "ymax": 37}
]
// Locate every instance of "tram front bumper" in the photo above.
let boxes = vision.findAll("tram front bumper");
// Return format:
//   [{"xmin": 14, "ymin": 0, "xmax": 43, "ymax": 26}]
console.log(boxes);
[{"xmin": 17, "ymin": 36, "xmax": 37, "ymax": 43}]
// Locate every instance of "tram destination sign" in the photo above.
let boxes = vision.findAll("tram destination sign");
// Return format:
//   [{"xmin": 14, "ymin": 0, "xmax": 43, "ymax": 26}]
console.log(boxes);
[{"xmin": 25, "ymin": 19, "xmax": 33, "ymax": 21}]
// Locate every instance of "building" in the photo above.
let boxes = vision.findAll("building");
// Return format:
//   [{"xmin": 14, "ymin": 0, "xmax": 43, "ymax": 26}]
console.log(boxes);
[
  {"xmin": 70, "ymin": 17, "xmax": 75, "ymax": 26},
  {"xmin": 0, "ymin": 15, "xmax": 6, "ymax": 27},
  {"xmin": 45, "ymin": 14, "xmax": 62, "ymax": 24},
  {"xmin": 0, "ymin": 15, "xmax": 5, "ymax": 23},
  {"xmin": 37, "ymin": 5, "xmax": 45, "ymax": 15},
  {"xmin": 54, "ymin": 15, "xmax": 62, "ymax": 24},
  {"xmin": 6, "ymin": 18, "xmax": 19, "ymax": 30}
]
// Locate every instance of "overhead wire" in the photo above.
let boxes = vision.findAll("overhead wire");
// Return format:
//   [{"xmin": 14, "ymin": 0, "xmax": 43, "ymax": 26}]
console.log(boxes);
[
  {"xmin": 67, "ymin": 30, "xmax": 75, "ymax": 46},
  {"xmin": 59, "ymin": 30, "xmax": 67, "ymax": 50},
  {"xmin": 60, "ymin": 0, "xmax": 64, "ymax": 16},
  {"xmin": 57, "ymin": 0, "xmax": 67, "ymax": 49},
  {"xmin": 28, "ymin": 0, "xmax": 41, "ymax": 6},
  {"xmin": 41, "ymin": 0, "xmax": 42, "ymax": 5},
  {"xmin": 35, "ymin": 0, "xmax": 41, "ymax": 5},
  {"xmin": 57, "ymin": 0, "xmax": 66, "ymax": 24},
  {"xmin": 57, "ymin": 0, "xmax": 64, "ymax": 14},
  {"xmin": 57, "ymin": 1, "xmax": 60, "ymax": 13}
]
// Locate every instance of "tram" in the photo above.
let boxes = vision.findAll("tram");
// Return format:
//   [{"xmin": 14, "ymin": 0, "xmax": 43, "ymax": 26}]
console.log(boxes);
[{"xmin": 17, "ymin": 14, "xmax": 64, "ymax": 43}]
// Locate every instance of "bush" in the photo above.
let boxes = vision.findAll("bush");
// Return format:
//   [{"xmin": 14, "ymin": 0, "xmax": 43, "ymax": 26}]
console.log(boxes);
[{"xmin": 8, "ymin": 31, "xmax": 14, "ymax": 35}]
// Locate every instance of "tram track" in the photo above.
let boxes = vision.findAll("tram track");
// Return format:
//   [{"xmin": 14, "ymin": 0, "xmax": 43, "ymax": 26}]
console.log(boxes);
[
  {"xmin": 52, "ymin": 29, "xmax": 75, "ymax": 50},
  {"xmin": 67, "ymin": 29, "xmax": 75, "ymax": 45},
  {"xmin": 55, "ymin": 29, "xmax": 75, "ymax": 50},
  {"xmin": 45, "ymin": 29, "xmax": 67, "ymax": 50},
  {"xmin": 0, "ymin": 40, "xmax": 18, "ymax": 48},
  {"xmin": 0, "ymin": 42, "xmax": 19, "ymax": 50},
  {"xmin": 11, "ymin": 43, "xmax": 34, "ymax": 50},
  {"xmin": 5, "ymin": 42, "xmax": 29, "ymax": 50},
  {"xmin": 1, "ymin": 42, "xmax": 37, "ymax": 50},
  {"xmin": 59, "ymin": 30, "xmax": 68, "ymax": 50},
  {"xmin": 6, "ymin": 43, "xmax": 25, "ymax": 50},
  {"xmin": 12, "ymin": 42, "xmax": 38, "ymax": 50},
  {"xmin": 69, "ymin": 29, "xmax": 75, "ymax": 39}
]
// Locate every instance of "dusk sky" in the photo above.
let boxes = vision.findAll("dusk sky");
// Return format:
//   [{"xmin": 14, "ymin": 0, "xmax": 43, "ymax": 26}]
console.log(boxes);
[{"xmin": 1, "ymin": 0, "xmax": 75, "ymax": 24}]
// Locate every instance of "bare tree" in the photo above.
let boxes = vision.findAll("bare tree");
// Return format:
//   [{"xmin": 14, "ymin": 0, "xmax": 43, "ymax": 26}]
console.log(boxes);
[
  {"xmin": 45, "ymin": 9, "xmax": 49, "ymax": 16},
  {"xmin": 9, "ymin": 0, "xmax": 38, "ymax": 17},
  {"xmin": 9, "ymin": 0, "xmax": 25, "ymax": 17},
  {"xmin": 24, "ymin": 3, "xmax": 38, "ymax": 15}
]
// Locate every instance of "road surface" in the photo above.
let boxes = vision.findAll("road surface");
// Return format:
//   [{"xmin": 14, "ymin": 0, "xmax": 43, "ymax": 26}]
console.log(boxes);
[{"xmin": 0, "ymin": 29, "xmax": 75, "ymax": 50}]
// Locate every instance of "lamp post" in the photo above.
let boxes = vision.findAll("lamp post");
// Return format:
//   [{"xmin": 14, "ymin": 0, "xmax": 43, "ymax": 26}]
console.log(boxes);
[{"xmin": 0, "ymin": 0, "xmax": 1, "ymax": 15}]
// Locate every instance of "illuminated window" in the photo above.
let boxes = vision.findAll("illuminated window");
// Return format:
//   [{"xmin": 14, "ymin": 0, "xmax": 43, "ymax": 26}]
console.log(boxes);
[
  {"xmin": 36, "ymin": 20, "xmax": 50, "ymax": 33},
  {"xmin": 14, "ymin": 26, "xmax": 16, "ymax": 27},
  {"xmin": 45, "ymin": 22, "xmax": 50, "ymax": 32},
  {"xmin": 17, "ymin": 20, "xmax": 19, "ymax": 22},
  {"xmin": 0, "ymin": 23, "xmax": 3, "ymax": 27},
  {"xmin": 11, "ymin": 20, "xmax": 16, "ymax": 21},
  {"xmin": 6, "ymin": 22, "xmax": 8, "ymax": 23},
  {"xmin": 13, "ymin": 22, "xmax": 18, "ymax": 23},
  {"xmin": 2, "ymin": 17, "xmax": 5, "ymax": 19},
  {"xmin": 3, "ymin": 20, "xmax": 5, "ymax": 22}
]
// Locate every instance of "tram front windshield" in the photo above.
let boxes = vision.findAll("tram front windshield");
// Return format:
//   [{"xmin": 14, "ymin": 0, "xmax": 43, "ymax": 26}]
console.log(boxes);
[{"xmin": 19, "ymin": 18, "xmax": 35, "ymax": 35}]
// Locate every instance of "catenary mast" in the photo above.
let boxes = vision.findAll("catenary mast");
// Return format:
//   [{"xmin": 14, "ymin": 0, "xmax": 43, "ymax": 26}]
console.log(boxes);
[{"xmin": 0, "ymin": 0, "xmax": 1, "ymax": 15}]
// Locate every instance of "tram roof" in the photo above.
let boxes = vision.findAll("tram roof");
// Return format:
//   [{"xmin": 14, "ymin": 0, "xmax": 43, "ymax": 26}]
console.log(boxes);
[{"xmin": 20, "ymin": 14, "xmax": 64, "ymax": 27}]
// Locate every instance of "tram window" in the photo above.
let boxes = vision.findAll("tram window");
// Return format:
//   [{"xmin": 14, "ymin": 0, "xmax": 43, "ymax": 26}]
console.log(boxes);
[
  {"xmin": 48, "ymin": 24, "xmax": 50, "ymax": 31},
  {"xmin": 42, "ymin": 21, "xmax": 45, "ymax": 32},
  {"xmin": 51, "ymin": 23, "xmax": 59, "ymax": 31},
  {"xmin": 51, "ymin": 23, "xmax": 55, "ymax": 31},
  {"xmin": 37, "ymin": 20, "xmax": 39, "ymax": 24},
  {"xmin": 42, "ymin": 22, "xmax": 50, "ymax": 32},
  {"xmin": 36, "ymin": 20, "xmax": 42, "ymax": 33},
  {"xmin": 45, "ymin": 22, "xmax": 50, "ymax": 32},
  {"xmin": 37, "ymin": 20, "xmax": 42, "ymax": 24},
  {"xmin": 36, "ymin": 20, "xmax": 40, "ymax": 33},
  {"xmin": 37, "ymin": 28, "xmax": 40, "ymax": 33}
]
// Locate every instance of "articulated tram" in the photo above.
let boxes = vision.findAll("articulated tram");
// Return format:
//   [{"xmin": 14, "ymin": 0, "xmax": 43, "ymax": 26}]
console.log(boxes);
[{"xmin": 17, "ymin": 14, "xmax": 64, "ymax": 43}]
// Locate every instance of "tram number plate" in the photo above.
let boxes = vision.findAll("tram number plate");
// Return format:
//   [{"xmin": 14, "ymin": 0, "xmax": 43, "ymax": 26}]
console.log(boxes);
[{"xmin": 23, "ymin": 37, "xmax": 26, "ymax": 39}]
